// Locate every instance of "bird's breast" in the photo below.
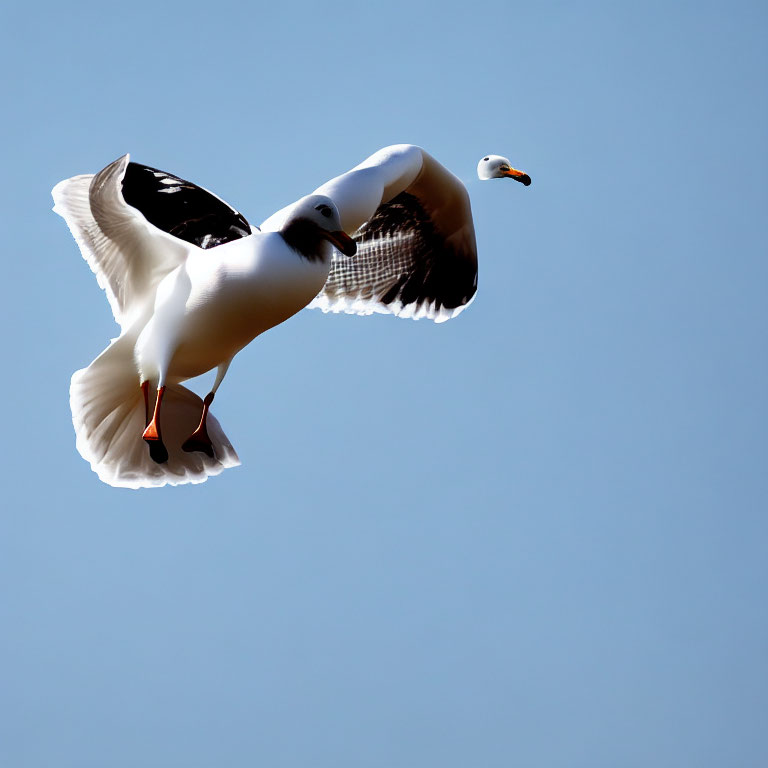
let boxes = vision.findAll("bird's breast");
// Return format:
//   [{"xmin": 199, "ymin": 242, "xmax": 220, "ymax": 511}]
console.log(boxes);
[{"xmin": 167, "ymin": 235, "xmax": 330, "ymax": 378}]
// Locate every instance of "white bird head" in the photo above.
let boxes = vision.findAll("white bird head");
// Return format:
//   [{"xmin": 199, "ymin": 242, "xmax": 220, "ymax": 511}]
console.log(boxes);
[
  {"xmin": 281, "ymin": 195, "xmax": 357, "ymax": 258},
  {"xmin": 477, "ymin": 155, "xmax": 531, "ymax": 185}
]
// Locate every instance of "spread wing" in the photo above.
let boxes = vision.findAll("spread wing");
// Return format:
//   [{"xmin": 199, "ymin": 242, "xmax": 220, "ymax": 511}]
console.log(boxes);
[
  {"xmin": 53, "ymin": 155, "xmax": 253, "ymax": 329},
  {"xmin": 262, "ymin": 145, "xmax": 478, "ymax": 323}
]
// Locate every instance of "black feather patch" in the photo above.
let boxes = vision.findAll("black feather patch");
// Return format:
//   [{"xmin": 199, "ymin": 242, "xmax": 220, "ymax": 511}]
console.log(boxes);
[
  {"xmin": 281, "ymin": 218, "xmax": 329, "ymax": 262},
  {"xmin": 121, "ymin": 163, "xmax": 252, "ymax": 249},
  {"xmin": 322, "ymin": 192, "xmax": 477, "ymax": 315}
]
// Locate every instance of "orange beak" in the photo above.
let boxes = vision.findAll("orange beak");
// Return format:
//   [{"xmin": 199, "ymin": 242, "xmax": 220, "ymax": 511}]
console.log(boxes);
[
  {"xmin": 323, "ymin": 230, "xmax": 357, "ymax": 256},
  {"xmin": 503, "ymin": 167, "xmax": 532, "ymax": 186}
]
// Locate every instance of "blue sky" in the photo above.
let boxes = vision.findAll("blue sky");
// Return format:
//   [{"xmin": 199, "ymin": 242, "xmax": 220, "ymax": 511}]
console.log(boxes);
[{"xmin": 1, "ymin": 1, "xmax": 767, "ymax": 766}]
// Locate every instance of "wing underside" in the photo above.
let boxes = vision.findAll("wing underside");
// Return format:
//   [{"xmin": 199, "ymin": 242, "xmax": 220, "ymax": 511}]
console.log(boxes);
[
  {"xmin": 307, "ymin": 147, "xmax": 478, "ymax": 323},
  {"xmin": 311, "ymin": 191, "xmax": 477, "ymax": 322}
]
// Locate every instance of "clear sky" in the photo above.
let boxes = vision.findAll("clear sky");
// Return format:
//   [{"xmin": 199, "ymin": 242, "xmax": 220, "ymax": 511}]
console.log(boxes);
[{"xmin": 1, "ymin": 1, "xmax": 766, "ymax": 766}]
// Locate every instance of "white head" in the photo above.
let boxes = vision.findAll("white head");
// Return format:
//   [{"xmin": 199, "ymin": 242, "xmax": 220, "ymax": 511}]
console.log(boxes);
[
  {"xmin": 477, "ymin": 155, "xmax": 531, "ymax": 185},
  {"xmin": 280, "ymin": 194, "xmax": 357, "ymax": 259}
]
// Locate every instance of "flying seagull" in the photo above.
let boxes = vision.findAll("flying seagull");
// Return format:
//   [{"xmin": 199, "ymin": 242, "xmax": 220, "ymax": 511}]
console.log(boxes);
[
  {"xmin": 53, "ymin": 145, "xmax": 530, "ymax": 488},
  {"xmin": 477, "ymin": 154, "xmax": 532, "ymax": 184}
]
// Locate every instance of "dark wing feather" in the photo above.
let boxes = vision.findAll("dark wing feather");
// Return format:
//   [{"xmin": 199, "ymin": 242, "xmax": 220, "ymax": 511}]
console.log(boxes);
[
  {"xmin": 310, "ymin": 191, "xmax": 477, "ymax": 323},
  {"xmin": 121, "ymin": 163, "xmax": 253, "ymax": 249}
]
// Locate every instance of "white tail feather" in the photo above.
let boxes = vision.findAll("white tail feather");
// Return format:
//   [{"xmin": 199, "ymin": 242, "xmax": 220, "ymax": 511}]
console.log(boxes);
[{"xmin": 70, "ymin": 333, "xmax": 240, "ymax": 489}]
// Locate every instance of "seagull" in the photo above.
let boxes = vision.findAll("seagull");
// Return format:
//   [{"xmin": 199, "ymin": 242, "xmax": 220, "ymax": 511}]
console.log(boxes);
[
  {"xmin": 53, "ymin": 145, "xmax": 530, "ymax": 488},
  {"xmin": 477, "ymin": 154, "xmax": 532, "ymax": 184}
]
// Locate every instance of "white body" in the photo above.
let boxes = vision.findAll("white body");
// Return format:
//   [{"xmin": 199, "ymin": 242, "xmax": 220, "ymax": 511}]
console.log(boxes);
[{"xmin": 135, "ymin": 233, "xmax": 331, "ymax": 384}]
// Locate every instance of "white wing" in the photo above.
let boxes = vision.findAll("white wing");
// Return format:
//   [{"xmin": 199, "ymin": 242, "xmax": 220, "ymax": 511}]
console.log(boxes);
[
  {"xmin": 53, "ymin": 155, "xmax": 189, "ymax": 328},
  {"xmin": 261, "ymin": 145, "xmax": 478, "ymax": 323},
  {"xmin": 52, "ymin": 155, "xmax": 253, "ymax": 329}
]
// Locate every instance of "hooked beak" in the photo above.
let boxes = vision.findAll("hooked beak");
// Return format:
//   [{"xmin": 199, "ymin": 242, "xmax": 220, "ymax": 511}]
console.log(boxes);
[
  {"xmin": 324, "ymin": 230, "xmax": 357, "ymax": 256},
  {"xmin": 502, "ymin": 167, "xmax": 532, "ymax": 186}
]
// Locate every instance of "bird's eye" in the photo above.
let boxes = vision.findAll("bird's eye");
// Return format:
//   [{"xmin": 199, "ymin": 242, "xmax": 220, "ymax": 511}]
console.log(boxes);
[
  {"xmin": 315, "ymin": 204, "xmax": 333, "ymax": 218},
  {"xmin": 483, "ymin": 157, "xmax": 490, "ymax": 161}
]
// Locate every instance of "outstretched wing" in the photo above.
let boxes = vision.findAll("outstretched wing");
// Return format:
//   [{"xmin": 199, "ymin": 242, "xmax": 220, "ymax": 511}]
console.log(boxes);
[
  {"xmin": 262, "ymin": 145, "xmax": 478, "ymax": 323},
  {"xmin": 53, "ymin": 155, "xmax": 253, "ymax": 329}
]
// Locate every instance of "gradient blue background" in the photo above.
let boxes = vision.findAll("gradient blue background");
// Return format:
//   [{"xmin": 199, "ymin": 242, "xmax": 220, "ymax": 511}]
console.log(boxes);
[{"xmin": 1, "ymin": 1, "xmax": 766, "ymax": 765}]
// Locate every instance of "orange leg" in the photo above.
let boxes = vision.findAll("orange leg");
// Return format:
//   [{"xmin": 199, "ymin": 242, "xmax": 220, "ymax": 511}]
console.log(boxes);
[
  {"xmin": 182, "ymin": 392, "xmax": 215, "ymax": 458},
  {"xmin": 142, "ymin": 385, "xmax": 169, "ymax": 464}
]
